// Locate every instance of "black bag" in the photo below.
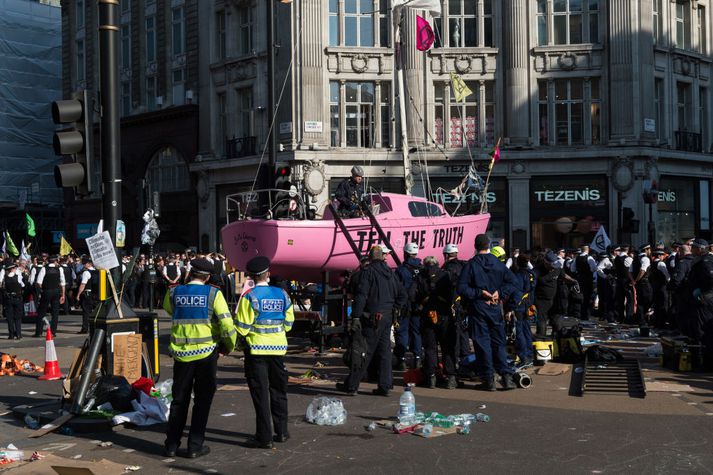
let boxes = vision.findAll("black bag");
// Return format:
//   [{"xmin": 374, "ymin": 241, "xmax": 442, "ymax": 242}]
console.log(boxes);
[
  {"xmin": 585, "ymin": 345, "xmax": 623, "ymax": 363},
  {"xmin": 342, "ymin": 318, "xmax": 367, "ymax": 371},
  {"xmin": 553, "ymin": 316, "xmax": 583, "ymax": 363}
]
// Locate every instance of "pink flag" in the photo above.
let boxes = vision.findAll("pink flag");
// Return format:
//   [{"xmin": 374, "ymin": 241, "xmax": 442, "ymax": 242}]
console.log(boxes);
[{"xmin": 416, "ymin": 15, "xmax": 435, "ymax": 51}]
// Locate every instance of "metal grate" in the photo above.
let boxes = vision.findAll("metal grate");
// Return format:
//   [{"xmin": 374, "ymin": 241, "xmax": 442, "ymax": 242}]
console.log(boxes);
[{"xmin": 581, "ymin": 357, "xmax": 646, "ymax": 398}]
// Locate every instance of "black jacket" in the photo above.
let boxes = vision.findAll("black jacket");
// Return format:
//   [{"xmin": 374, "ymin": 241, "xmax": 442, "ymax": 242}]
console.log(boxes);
[
  {"xmin": 335, "ymin": 177, "xmax": 364, "ymax": 210},
  {"xmin": 352, "ymin": 260, "xmax": 407, "ymax": 317}
]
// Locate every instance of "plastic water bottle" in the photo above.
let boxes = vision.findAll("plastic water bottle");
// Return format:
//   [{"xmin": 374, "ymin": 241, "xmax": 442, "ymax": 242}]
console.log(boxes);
[
  {"xmin": 420, "ymin": 423, "xmax": 433, "ymax": 437},
  {"xmin": 475, "ymin": 413, "xmax": 490, "ymax": 423},
  {"xmin": 398, "ymin": 384, "xmax": 416, "ymax": 423}
]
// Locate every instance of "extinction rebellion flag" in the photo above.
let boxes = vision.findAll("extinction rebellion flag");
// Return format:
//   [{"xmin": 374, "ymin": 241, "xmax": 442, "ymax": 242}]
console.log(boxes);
[{"xmin": 416, "ymin": 15, "xmax": 435, "ymax": 51}]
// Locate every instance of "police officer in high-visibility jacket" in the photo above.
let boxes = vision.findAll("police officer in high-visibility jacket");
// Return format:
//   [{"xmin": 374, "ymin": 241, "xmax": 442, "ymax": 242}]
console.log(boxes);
[
  {"xmin": 235, "ymin": 256, "xmax": 294, "ymax": 449},
  {"xmin": 163, "ymin": 258, "xmax": 237, "ymax": 459}
]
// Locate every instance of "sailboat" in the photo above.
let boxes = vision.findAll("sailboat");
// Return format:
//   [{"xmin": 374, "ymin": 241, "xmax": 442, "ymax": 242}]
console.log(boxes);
[{"xmin": 221, "ymin": 1, "xmax": 490, "ymax": 282}]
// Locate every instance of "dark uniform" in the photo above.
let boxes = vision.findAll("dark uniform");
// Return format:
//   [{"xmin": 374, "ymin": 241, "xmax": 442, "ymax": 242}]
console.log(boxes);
[
  {"xmin": 61, "ymin": 263, "xmax": 74, "ymax": 315},
  {"xmin": 77, "ymin": 265, "xmax": 100, "ymax": 333},
  {"xmin": 442, "ymin": 258, "xmax": 468, "ymax": 359},
  {"xmin": 650, "ymin": 252, "xmax": 670, "ymax": 328},
  {"xmin": 573, "ymin": 252, "xmax": 595, "ymax": 320},
  {"xmin": 164, "ymin": 262, "xmax": 182, "ymax": 287},
  {"xmin": 35, "ymin": 262, "xmax": 64, "ymax": 336},
  {"xmin": 334, "ymin": 177, "xmax": 365, "ymax": 216},
  {"xmin": 342, "ymin": 255, "xmax": 406, "ymax": 395},
  {"xmin": 631, "ymin": 249, "xmax": 653, "ymax": 326},
  {"xmin": 688, "ymin": 249, "xmax": 713, "ymax": 357},
  {"xmin": 3, "ymin": 266, "xmax": 24, "ymax": 339},
  {"xmin": 534, "ymin": 254, "xmax": 560, "ymax": 337},
  {"xmin": 512, "ymin": 266, "xmax": 535, "ymax": 366},
  {"xmin": 458, "ymin": 241, "xmax": 521, "ymax": 390},
  {"xmin": 669, "ymin": 253, "xmax": 695, "ymax": 335},
  {"xmin": 415, "ymin": 262, "xmax": 457, "ymax": 388},
  {"xmin": 613, "ymin": 252, "xmax": 634, "ymax": 323},
  {"xmin": 394, "ymin": 256, "xmax": 422, "ymax": 368}
]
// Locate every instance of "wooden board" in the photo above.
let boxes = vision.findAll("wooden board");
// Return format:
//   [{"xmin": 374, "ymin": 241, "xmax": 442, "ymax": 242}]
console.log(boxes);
[
  {"xmin": 112, "ymin": 334, "xmax": 142, "ymax": 384},
  {"xmin": 28, "ymin": 413, "xmax": 74, "ymax": 438}
]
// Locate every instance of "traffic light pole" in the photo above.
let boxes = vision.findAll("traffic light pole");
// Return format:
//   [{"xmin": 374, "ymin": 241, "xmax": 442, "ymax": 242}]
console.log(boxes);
[
  {"xmin": 98, "ymin": 0, "xmax": 122, "ymax": 284},
  {"xmin": 266, "ymin": 0, "xmax": 276, "ymax": 188}
]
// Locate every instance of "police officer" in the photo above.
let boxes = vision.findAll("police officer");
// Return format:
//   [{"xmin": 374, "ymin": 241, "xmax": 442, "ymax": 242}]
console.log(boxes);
[
  {"xmin": 534, "ymin": 251, "xmax": 561, "ymax": 337},
  {"xmin": 75, "ymin": 257, "xmax": 99, "ymax": 334},
  {"xmin": 60, "ymin": 256, "xmax": 75, "ymax": 315},
  {"xmin": 688, "ymin": 239, "xmax": 713, "ymax": 356},
  {"xmin": 34, "ymin": 255, "xmax": 65, "ymax": 336},
  {"xmin": 631, "ymin": 244, "xmax": 653, "ymax": 326},
  {"xmin": 235, "ymin": 256, "xmax": 294, "ymax": 449},
  {"xmin": 163, "ymin": 258, "xmax": 237, "ymax": 458},
  {"xmin": 163, "ymin": 254, "xmax": 182, "ymax": 288},
  {"xmin": 510, "ymin": 253, "xmax": 535, "ymax": 368},
  {"xmin": 394, "ymin": 242, "xmax": 423, "ymax": 370},
  {"xmin": 339, "ymin": 245, "xmax": 407, "ymax": 396},
  {"xmin": 3, "ymin": 262, "xmax": 24, "ymax": 340},
  {"xmin": 596, "ymin": 247, "xmax": 616, "ymax": 323},
  {"xmin": 650, "ymin": 249, "xmax": 671, "ymax": 328},
  {"xmin": 613, "ymin": 245, "xmax": 634, "ymax": 322},
  {"xmin": 416, "ymin": 256, "xmax": 457, "ymax": 389},
  {"xmin": 442, "ymin": 244, "xmax": 469, "ymax": 360},
  {"xmin": 458, "ymin": 234, "xmax": 521, "ymax": 391},
  {"xmin": 335, "ymin": 165, "xmax": 366, "ymax": 217},
  {"xmin": 571, "ymin": 245, "xmax": 596, "ymax": 320},
  {"xmin": 669, "ymin": 244, "xmax": 694, "ymax": 334}
]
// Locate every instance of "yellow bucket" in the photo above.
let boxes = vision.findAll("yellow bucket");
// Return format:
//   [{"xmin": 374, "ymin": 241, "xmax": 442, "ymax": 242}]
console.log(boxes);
[{"xmin": 533, "ymin": 341, "xmax": 553, "ymax": 366}]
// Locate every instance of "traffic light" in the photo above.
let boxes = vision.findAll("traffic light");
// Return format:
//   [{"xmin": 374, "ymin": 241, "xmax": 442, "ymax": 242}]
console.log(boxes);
[
  {"xmin": 275, "ymin": 165, "xmax": 292, "ymax": 190},
  {"xmin": 52, "ymin": 89, "xmax": 94, "ymax": 196},
  {"xmin": 621, "ymin": 207, "xmax": 640, "ymax": 233}
]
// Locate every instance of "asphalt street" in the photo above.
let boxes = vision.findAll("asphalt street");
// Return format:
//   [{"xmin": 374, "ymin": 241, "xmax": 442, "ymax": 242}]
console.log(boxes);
[{"xmin": 1, "ymin": 311, "xmax": 713, "ymax": 474}]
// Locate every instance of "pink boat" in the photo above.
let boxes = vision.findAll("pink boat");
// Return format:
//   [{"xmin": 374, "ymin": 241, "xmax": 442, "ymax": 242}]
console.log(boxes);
[{"xmin": 221, "ymin": 191, "xmax": 490, "ymax": 282}]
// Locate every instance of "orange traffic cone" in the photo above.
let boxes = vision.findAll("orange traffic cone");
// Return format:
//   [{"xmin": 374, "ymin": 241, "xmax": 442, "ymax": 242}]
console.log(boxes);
[{"xmin": 38, "ymin": 328, "xmax": 62, "ymax": 381}]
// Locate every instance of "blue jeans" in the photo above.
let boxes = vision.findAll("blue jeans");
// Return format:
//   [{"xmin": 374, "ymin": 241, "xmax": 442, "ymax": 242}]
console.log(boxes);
[
  {"xmin": 514, "ymin": 310, "xmax": 534, "ymax": 362},
  {"xmin": 469, "ymin": 307, "xmax": 513, "ymax": 379},
  {"xmin": 394, "ymin": 313, "xmax": 422, "ymax": 361}
]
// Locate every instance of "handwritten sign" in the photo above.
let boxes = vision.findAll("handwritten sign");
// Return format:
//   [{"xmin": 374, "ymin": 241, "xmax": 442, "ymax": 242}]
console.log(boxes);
[
  {"xmin": 86, "ymin": 231, "xmax": 120, "ymax": 270},
  {"xmin": 113, "ymin": 334, "xmax": 142, "ymax": 384}
]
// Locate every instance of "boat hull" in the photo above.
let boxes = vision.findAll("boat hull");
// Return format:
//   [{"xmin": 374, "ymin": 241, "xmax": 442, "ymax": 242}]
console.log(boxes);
[{"xmin": 221, "ymin": 213, "xmax": 490, "ymax": 282}]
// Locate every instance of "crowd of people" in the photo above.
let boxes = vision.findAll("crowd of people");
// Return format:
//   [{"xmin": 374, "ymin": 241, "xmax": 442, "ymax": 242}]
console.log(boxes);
[{"xmin": 338, "ymin": 235, "xmax": 713, "ymax": 394}]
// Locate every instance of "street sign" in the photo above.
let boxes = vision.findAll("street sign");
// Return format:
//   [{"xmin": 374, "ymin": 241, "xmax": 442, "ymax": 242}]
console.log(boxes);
[{"xmin": 86, "ymin": 231, "xmax": 120, "ymax": 270}]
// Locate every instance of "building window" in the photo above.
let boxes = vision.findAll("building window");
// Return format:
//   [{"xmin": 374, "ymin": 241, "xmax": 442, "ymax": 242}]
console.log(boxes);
[
  {"xmin": 449, "ymin": 0, "xmax": 477, "ymax": 47},
  {"xmin": 329, "ymin": 0, "xmax": 339, "ymax": 46},
  {"xmin": 655, "ymin": 78, "xmax": 664, "ymax": 140},
  {"xmin": 147, "ymin": 147, "xmax": 190, "ymax": 193},
  {"xmin": 345, "ymin": 0, "xmax": 374, "ymax": 47},
  {"xmin": 538, "ymin": 0, "xmax": 598, "ymax": 45},
  {"xmin": 675, "ymin": 2, "xmax": 690, "ymax": 49},
  {"xmin": 121, "ymin": 81, "xmax": 131, "ymax": 116},
  {"xmin": 330, "ymin": 81, "xmax": 340, "ymax": 147},
  {"xmin": 540, "ymin": 79, "xmax": 597, "ymax": 146},
  {"xmin": 237, "ymin": 87, "xmax": 253, "ymax": 139},
  {"xmin": 677, "ymin": 82, "xmax": 692, "ymax": 130},
  {"xmin": 345, "ymin": 82, "xmax": 375, "ymax": 147},
  {"xmin": 538, "ymin": 80, "xmax": 549, "ymax": 143},
  {"xmin": 216, "ymin": 11, "xmax": 226, "ymax": 60},
  {"xmin": 434, "ymin": 81, "xmax": 493, "ymax": 149},
  {"xmin": 76, "ymin": 0, "xmax": 84, "ymax": 29},
  {"xmin": 217, "ymin": 93, "xmax": 226, "ymax": 156},
  {"xmin": 483, "ymin": 0, "xmax": 493, "ymax": 47},
  {"xmin": 146, "ymin": 76, "xmax": 156, "ymax": 112},
  {"xmin": 700, "ymin": 87, "xmax": 707, "ymax": 146},
  {"xmin": 172, "ymin": 69, "xmax": 185, "ymax": 106},
  {"xmin": 238, "ymin": 6, "xmax": 253, "ymax": 55},
  {"xmin": 120, "ymin": 25, "xmax": 130, "ymax": 70},
  {"xmin": 120, "ymin": 0, "xmax": 129, "ymax": 14},
  {"xmin": 172, "ymin": 6, "xmax": 185, "ymax": 56},
  {"xmin": 76, "ymin": 39, "xmax": 85, "ymax": 82},
  {"xmin": 379, "ymin": 0, "xmax": 391, "ymax": 47},
  {"xmin": 698, "ymin": 6, "xmax": 707, "ymax": 54},
  {"xmin": 590, "ymin": 78, "xmax": 600, "ymax": 144},
  {"xmin": 381, "ymin": 82, "xmax": 391, "ymax": 147},
  {"xmin": 554, "ymin": 79, "xmax": 583, "ymax": 145},
  {"xmin": 652, "ymin": 0, "xmax": 661, "ymax": 45},
  {"xmin": 145, "ymin": 16, "xmax": 156, "ymax": 63}
]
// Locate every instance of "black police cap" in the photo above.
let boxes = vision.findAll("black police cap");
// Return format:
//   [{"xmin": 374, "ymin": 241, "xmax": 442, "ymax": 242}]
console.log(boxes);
[
  {"xmin": 190, "ymin": 258, "xmax": 214, "ymax": 276},
  {"xmin": 692, "ymin": 238, "xmax": 709, "ymax": 249},
  {"xmin": 246, "ymin": 256, "xmax": 270, "ymax": 275}
]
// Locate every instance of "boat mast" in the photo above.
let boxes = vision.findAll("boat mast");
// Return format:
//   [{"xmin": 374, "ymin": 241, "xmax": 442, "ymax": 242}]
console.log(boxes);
[{"xmin": 394, "ymin": 8, "xmax": 413, "ymax": 196}]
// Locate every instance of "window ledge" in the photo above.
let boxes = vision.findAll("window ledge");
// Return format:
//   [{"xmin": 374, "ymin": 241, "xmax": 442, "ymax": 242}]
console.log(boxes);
[
  {"xmin": 325, "ymin": 46, "xmax": 394, "ymax": 55},
  {"xmin": 532, "ymin": 44, "xmax": 604, "ymax": 54},
  {"xmin": 669, "ymin": 47, "xmax": 712, "ymax": 63},
  {"xmin": 430, "ymin": 47, "xmax": 499, "ymax": 55}
]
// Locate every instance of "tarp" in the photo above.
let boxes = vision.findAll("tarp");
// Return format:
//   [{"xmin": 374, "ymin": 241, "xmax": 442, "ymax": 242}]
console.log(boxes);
[{"xmin": 0, "ymin": 0, "xmax": 63, "ymax": 206}]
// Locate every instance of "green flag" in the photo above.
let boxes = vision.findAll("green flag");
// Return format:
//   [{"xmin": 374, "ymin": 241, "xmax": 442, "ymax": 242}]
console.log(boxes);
[
  {"xmin": 5, "ymin": 231, "xmax": 19, "ymax": 257},
  {"xmin": 26, "ymin": 213, "xmax": 36, "ymax": 237}
]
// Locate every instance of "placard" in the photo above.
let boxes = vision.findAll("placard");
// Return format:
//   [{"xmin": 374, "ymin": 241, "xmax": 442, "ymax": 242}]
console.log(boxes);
[
  {"xmin": 112, "ymin": 334, "xmax": 142, "ymax": 384},
  {"xmin": 86, "ymin": 231, "xmax": 120, "ymax": 270}
]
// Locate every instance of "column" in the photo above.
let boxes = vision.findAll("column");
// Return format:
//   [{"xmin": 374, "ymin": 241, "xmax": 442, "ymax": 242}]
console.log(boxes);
[
  {"xmin": 400, "ymin": 8, "xmax": 425, "ymax": 146},
  {"xmin": 503, "ymin": 0, "xmax": 529, "ymax": 145},
  {"xmin": 300, "ymin": 0, "xmax": 328, "ymax": 146},
  {"xmin": 339, "ymin": 80, "xmax": 346, "ymax": 147},
  {"xmin": 609, "ymin": 0, "xmax": 636, "ymax": 139},
  {"xmin": 509, "ymin": 178, "xmax": 530, "ymax": 249},
  {"xmin": 375, "ymin": 80, "xmax": 383, "ymax": 147}
]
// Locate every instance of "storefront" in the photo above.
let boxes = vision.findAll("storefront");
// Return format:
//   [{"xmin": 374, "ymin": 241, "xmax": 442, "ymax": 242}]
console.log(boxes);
[
  {"xmin": 530, "ymin": 176, "xmax": 609, "ymax": 250},
  {"xmin": 657, "ymin": 176, "xmax": 710, "ymax": 244}
]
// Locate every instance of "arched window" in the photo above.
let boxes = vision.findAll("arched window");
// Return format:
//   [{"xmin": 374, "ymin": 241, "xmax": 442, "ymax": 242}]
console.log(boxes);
[{"xmin": 146, "ymin": 146, "xmax": 190, "ymax": 192}]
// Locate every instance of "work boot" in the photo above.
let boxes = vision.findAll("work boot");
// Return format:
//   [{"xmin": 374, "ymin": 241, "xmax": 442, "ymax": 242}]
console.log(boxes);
[
  {"xmin": 475, "ymin": 376, "xmax": 496, "ymax": 392},
  {"xmin": 500, "ymin": 373, "xmax": 517, "ymax": 390},
  {"xmin": 446, "ymin": 375, "xmax": 457, "ymax": 390},
  {"xmin": 426, "ymin": 374, "xmax": 436, "ymax": 389}
]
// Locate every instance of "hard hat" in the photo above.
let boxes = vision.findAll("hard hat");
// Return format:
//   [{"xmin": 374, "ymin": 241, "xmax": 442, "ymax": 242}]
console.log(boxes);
[
  {"xmin": 490, "ymin": 246, "xmax": 506, "ymax": 262},
  {"xmin": 379, "ymin": 244, "xmax": 392, "ymax": 254},
  {"xmin": 351, "ymin": 165, "xmax": 364, "ymax": 177},
  {"xmin": 443, "ymin": 243, "xmax": 459, "ymax": 254},
  {"xmin": 404, "ymin": 242, "xmax": 419, "ymax": 255}
]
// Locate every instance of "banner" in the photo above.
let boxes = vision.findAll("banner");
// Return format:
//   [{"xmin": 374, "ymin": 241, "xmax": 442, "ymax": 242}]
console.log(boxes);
[
  {"xmin": 392, "ymin": 0, "xmax": 441, "ymax": 16},
  {"xmin": 416, "ymin": 15, "xmax": 435, "ymax": 51},
  {"xmin": 25, "ymin": 213, "xmax": 36, "ymax": 237},
  {"xmin": 590, "ymin": 226, "xmax": 611, "ymax": 254},
  {"xmin": 60, "ymin": 236, "xmax": 73, "ymax": 256},
  {"xmin": 5, "ymin": 231, "xmax": 19, "ymax": 257},
  {"xmin": 20, "ymin": 240, "xmax": 30, "ymax": 261},
  {"xmin": 449, "ymin": 72, "xmax": 472, "ymax": 103}
]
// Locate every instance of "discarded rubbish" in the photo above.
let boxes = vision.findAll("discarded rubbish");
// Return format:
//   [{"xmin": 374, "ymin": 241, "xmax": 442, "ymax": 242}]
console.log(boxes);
[
  {"xmin": 398, "ymin": 384, "xmax": 416, "ymax": 423},
  {"xmin": 221, "ymin": 413, "xmax": 237, "ymax": 417},
  {"xmin": 574, "ymin": 367, "xmax": 584, "ymax": 374},
  {"xmin": 125, "ymin": 465, "xmax": 142, "ymax": 471},
  {"xmin": 24, "ymin": 414, "xmax": 40, "ymax": 430},
  {"xmin": 365, "ymin": 422, "xmax": 376, "ymax": 431},
  {"xmin": 59, "ymin": 426, "xmax": 75, "ymax": 436},
  {"xmin": 417, "ymin": 423, "xmax": 433, "ymax": 437},
  {"xmin": 98, "ymin": 441, "xmax": 113, "ymax": 447},
  {"xmin": 645, "ymin": 343, "xmax": 663, "ymax": 358},
  {"xmin": 305, "ymin": 397, "xmax": 347, "ymax": 426},
  {"xmin": 28, "ymin": 391, "xmax": 37, "ymax": 395},
  {"xmin": 0, "ymin": 448, "xmax": 25, "ymax": 464},
  {"xmin": 513, "ymin": 372, "xmax": 532, "ymax": 389},
  {"xmin": 477, "ymin": 404, "xmax": 487, "ymax": 409},
  {"xmin": 150, "ymin": 378, "xmax": 173, "ymax": 403}
]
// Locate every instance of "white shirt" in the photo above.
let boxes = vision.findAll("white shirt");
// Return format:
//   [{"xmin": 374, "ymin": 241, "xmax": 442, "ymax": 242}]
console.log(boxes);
[
  {"xmin": 569, "ymin": 253, "xmax": 597, "ymax": 273},
  {"xmin": 29, "ymin": 266, "xmax": 38, "ymax": 285},
  {"xmin": 636, "ymin": 255, "xmax": 651, "ymax": 273},
  {"xmin": 36, "ymin": 264, "xmax": 66, "ymax": 287},
  {"xmin": 0, "ymin": 268, "xmax": 4, "ymax": 284},
  {"xmin": 656, "ymin": 260, "xmax": 671, "ymax": 281},
  {"xmin": 596, "ymin": 257, "xmax": 612, "ymax": 279},
  {"xmin": 80, "ymin": 269, "xmax": 93, "ymax": 285}
]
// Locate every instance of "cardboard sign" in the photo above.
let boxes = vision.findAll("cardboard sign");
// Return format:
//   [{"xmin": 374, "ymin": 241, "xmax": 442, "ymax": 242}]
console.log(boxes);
[
  {"xmin": 86, "ymin": 231, "xmax": 120, "ymax": 270},
  {"xmin": 112, "ymin": 334, "xmax": 142, "ymax": 384}
]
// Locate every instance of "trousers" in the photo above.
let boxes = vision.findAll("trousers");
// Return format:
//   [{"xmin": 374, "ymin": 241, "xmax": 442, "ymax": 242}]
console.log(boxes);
[
  {"xmin": 422, "ymin": 314, "xmax": 457, "ymax": 377},
  {"xmin": 394, "ymin": 312, "xmax": 422, "ymax": 362},
  {"xmin": 344, "ymin": 314, "xmax": 393, "ymax": 392},
  {"xmin": 4, "ymin": 296, "xmax": 23, "ymax": 338},
  {"xmin": 165, "ymin": 351, "xmax": 218, "ymax": 452},
  {"xmin": 469, "ymin": 307, "xmax": 513, "ymax": 379},
  {"xmin": 514, "ymin": 310, "xmax": 534, "ymax": 363},
  {"xmin": 244, "ymin": 354, "xmax": 289, "ymax": 444},
  {"xmin": 535, "ymin": 298, "xmax": 554, "ymax": 337},
  {"xmin": 36, "ymin": 290, "xmax": 60, "ymax": 335},
  {"xmin": 80, "ymin": 293, "xmax": 96, "ymax": 331}
]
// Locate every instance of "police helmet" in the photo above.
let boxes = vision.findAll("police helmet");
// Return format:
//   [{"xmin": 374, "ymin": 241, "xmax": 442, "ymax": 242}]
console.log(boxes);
[
  {"xmin": 404, "ymin": 242, "xmax": 419, "ymax": 255},
  {"xmin": 351, "ymin": 165, "xmax": 364, "ymax": 177},
  {"xmin": 443, "ymin": 243, "xmax": 459, "ymax": 254},
  {"xmin": 490, "ymin": 246, "xmax": 506, "ymax": 262}
]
